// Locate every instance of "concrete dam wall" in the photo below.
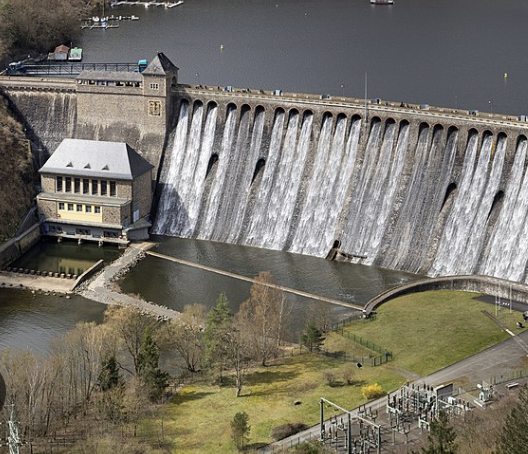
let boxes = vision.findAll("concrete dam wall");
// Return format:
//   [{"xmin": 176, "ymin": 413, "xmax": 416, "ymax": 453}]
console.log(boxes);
[
  {"xmin": 0, "ymin": 75, "xmax": 170, "ymax": 169},
  {"xmin": 155, "ymin": 86, "xmax": 528, "ymax": 284},
  {"xmin": 3, "ymin": 72, "xmax": 528, "ymax": 285}
]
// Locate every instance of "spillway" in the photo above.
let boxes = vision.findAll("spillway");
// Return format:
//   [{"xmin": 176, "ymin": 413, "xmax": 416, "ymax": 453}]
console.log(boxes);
[{"xmin": 154, "ymin": 101, "xmax": 528, "ymax": 284}]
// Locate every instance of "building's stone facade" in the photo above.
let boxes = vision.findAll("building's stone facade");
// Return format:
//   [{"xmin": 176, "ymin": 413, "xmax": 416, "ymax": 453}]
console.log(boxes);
[{"xmin": 36, "ymin": 139, "xmax": 154, "ymax": 244}]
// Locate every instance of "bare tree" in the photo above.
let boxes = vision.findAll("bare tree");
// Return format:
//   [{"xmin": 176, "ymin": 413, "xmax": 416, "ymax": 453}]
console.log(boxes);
[
  {"xmin": 158, "ymin": 304, "xmax": 206, "ymax": 373},
  {"xmin": 238, "ymin": 271, "xmax": 287, "ymax": 366},
  {"xmin": 224, "ymin": 324, "xmax": 251, "ymax": 398},
  {"xmin": 104, "ymin": 306, "xmax": 156, "ymax": 375}
]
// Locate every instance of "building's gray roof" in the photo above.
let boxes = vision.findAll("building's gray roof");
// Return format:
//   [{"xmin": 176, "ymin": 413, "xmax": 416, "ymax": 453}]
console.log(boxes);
[
  {"xmin": 77, "ymin": 70, "xmax": 143, "ymax": 83},
  {"xmin": 39, "ymin": 139, "xmax": 153, "ymax": 180},
  {"xmin": 142, "ymin": 52, "xmax": 179, "ymax": 76}
]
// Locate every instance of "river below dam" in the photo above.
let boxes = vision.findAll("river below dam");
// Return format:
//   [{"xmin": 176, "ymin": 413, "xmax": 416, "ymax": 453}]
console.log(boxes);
[
  {"xmin": 80, "ymin": 0, "xmax": 528, "ymax": 115},
  {"xmin": 0, "ymin": 237, "xmax": 418, "ymax": 351}
]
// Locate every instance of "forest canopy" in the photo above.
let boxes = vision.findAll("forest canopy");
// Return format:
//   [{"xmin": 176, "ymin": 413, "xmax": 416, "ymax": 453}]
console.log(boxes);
[{"xmin": 0, "ymin": 0, "xmax": 102, "ymax": 61}]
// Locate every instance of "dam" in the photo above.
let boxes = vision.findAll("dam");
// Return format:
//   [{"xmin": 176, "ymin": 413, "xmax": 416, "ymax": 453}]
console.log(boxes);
[{"xmin": 2, "ymin": 53, "xmax": 528, "ymax": 285}]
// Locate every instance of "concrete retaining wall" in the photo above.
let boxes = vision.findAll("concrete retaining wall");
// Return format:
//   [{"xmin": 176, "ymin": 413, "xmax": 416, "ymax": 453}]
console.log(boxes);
[
  {"xmin": 0, "ymin": 223, "xmax": 40, "ymax": 269},
  {"xmin": 72, "ymin": 259, "xmax": 104, "ymax": 290},
  {"xmin": 365, "ymin": 275, "xmax": 528, "ymax": 314}
]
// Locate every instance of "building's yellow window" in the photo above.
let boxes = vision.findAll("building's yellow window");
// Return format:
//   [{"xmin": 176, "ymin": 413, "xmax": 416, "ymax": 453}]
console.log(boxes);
[
  {"xmin": 86, "ymin": 205, "xmax": 92, "ymax": 213},
  {"xmin": 58, "ymin": 202, "xmax": 65, "ymax": 210},
  {"xmin": 68, "ymin": 203, "xmax": 74, "ymax": 211}
]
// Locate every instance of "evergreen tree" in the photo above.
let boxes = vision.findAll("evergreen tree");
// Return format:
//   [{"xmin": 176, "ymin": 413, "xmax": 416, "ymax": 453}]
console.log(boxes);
[
  {"xmin": 418, "ymin": 411, "xmax": 458, "ymax": 454},
  {"xmin": 98, "ymin": 355, "xmax": 121, "ymax": 392},
  {"xmin": 301, "ymin": 321, "xmax": 324, "ymax": 352},
  {"xmin": 138, "ymin": 326, "xmax": 168, "ymax": 401},
  {"xmin": 231, "ymin": 411, "xmax": 250, "ymax": 451},
  {"xmin": 495, "ymin": 385, "xmax": 528, "ymax": 454},
  {"xmin": 203, "ymin": 293, "xmax": 233, "ymax": 382}
]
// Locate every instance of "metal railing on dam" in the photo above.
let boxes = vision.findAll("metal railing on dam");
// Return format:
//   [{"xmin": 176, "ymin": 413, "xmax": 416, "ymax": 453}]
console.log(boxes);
[{"xmin": 364, "ymin": 275, "xmax": 528, "ymax": 315}]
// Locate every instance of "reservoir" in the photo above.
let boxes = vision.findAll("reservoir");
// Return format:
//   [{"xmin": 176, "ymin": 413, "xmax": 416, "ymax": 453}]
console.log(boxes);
[{"xmin": 80, "ymin": 0, "xmax": 528, "ymax": 115}]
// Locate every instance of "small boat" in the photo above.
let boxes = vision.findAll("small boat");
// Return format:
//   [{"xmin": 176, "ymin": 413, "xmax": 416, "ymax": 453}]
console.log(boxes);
[
  {"xmin": 370, "ymin": 0, "xmax": 394, "ymax": 4},
  {"xmin": 92, "ymin": 16, "xmax": 100, "ymax": 22},
  {"xmin": 131, "ymin": 15, "xmax": 140, "ymax": 20}
]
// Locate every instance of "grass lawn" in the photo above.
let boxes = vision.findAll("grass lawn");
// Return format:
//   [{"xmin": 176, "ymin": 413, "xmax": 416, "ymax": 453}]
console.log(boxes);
[
  {"xmin": 149, "ymin": 290, "xmax": 524, "ymax": 453},
  {"xmin": 332, "ymin": 290, "xmax": 524, "ymax": 377},
  {"xmin": 158, "ymin": 355, "xmax": 405, "ymax": 453}
]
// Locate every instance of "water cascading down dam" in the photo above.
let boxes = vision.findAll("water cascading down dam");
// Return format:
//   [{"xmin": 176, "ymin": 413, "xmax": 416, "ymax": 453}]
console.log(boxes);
[
  {"xmin": 2, "ymin": 54, "xmax": 528, "ymax": 285},
  {"xmin": 153, "ymin": 93, "xmax": 528, "ymax": 285}
]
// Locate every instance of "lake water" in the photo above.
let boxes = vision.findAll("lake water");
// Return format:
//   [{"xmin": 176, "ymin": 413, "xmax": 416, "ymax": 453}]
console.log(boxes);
[{"xmin": 80, "ymin": 0, "xmax": 528, "ymax": 115}]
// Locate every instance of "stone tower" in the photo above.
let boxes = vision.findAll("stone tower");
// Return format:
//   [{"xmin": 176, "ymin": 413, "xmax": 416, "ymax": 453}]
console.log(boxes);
[{"xmin": 141, "ymin": 52, "xmax": 179, "ymax": 126}]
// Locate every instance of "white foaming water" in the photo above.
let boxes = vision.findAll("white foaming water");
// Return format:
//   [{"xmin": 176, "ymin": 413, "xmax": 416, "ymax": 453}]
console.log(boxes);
[
  {"xmin": 456, "ymin": 135, "xmax": 506, "ymax": 274},
  {"xmin": 481, "ymin": 139, "xmax": 528, "ymax": 281},
  {"xmin": 225, "ymin": 109, "xmax": 266, "ymax": 243},
  {"xmin": 260, "ymin": 111, "xmax": 301, "ymax": 249},
  {"xmin": 430, "ymin": 133, "xmax": 481, "ymax": 276},
  {"xmin": 292, "ymin": 115, "xmax": 351, "ymax": 256},
  {"xmin": 199, "ymin": 105, "xmax": 237, "ymax": 239},
  {"xmin": 153, "ymin": 101, "xmax": 191, "ymax": 235},
  {"xmin": 341, "ymin": 120, "xmax": 383, "ymax": 256},
  {"xmin": 364, "ymin": 122, "xmax": 409, "ymax": 264},
  {"xmin": 245, "ymin": 110, "xmax": 286, "ymax": 246},
  {"xmin": 154, "ymin": 105, "xmax": 528, "ymax": 285},
  {"xmin": 352, "ymin": 121, "xmax": 397, "ymax": 261}
]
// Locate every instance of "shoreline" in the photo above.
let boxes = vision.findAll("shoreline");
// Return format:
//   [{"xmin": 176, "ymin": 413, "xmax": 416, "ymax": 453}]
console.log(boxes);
[{"xmin": 77, "ymin": 240, "xmax": 183, "ymax": 321}]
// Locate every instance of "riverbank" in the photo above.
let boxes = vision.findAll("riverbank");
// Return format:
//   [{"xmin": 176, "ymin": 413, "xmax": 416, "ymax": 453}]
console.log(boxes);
[{"xmin": 78, "ymin": 240, "xmax": 183, "ymax": 321}]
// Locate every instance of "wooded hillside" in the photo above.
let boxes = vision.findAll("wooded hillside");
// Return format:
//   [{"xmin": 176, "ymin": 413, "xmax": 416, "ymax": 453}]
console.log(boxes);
[{"xmin": 0, "ymin": 96, "xmax": 36, "ymax": 241}]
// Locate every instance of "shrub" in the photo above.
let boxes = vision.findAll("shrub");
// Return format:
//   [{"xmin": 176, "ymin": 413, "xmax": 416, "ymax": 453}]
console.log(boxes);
[
  {"xmin": 291, "ymin": 442, "xmax": 332, "ymax": 453},
  {"xmin": 271, "ymin": 422, "xmax": 308, "ymax": 441},
  {"xmin": 342, "ymin": 366, "xmax": 355, "ymax": 385},
  {"xmin": 322, "ymin": 370, "xmax": 335, "ymax": 386},
  {"xmin": 361, "ymin": 383, "xmax": 384, "ymax": 400}
]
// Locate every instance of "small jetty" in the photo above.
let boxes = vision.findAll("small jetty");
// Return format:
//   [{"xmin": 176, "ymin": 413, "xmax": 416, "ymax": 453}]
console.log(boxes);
[{"xmin": 110, "ymin": 1, "xmax": 184, "ymax": 8}]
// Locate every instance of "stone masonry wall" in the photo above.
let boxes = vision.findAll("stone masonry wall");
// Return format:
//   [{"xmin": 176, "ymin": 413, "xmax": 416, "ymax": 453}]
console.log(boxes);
[
  {"xmin": 37, "ymin": 199, "xmax": 56, "ymax": 219},
  {"xmin": 132, "ymin": 170, "xmax": 153, "ymax": 218}
]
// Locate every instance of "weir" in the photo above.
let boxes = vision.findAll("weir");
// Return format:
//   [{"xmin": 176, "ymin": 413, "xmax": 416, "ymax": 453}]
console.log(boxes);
[{"xmin": 3, "ymin": 53, "xmax": 528, "ymax": 285}]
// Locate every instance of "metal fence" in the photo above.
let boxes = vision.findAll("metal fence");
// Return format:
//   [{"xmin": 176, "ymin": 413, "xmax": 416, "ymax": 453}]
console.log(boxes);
[
  {"xmin": 319, "ymin": 348, "xmax": 392, "ymax": 367},
  {"xmin": 489, "ymin": 367, "xmax": 528, "ymax": 385},
  {"xmin": 335, "ymin": 328, "xmax": 393, "ymax": 358}
]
